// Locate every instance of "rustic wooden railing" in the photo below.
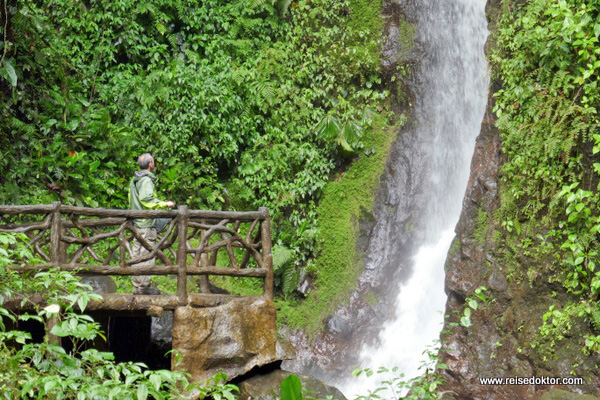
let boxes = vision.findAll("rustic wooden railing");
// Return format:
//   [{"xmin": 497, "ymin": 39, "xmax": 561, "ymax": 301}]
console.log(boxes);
[{"xmin": 0, "ymin": 202, "xmax": 273, "ymax": 310}]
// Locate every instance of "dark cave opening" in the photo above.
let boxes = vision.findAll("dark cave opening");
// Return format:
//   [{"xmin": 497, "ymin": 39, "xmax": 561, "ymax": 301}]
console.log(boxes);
[{"xmin": 14, "ymin": 310, "xmax": 173, "ymax": 371}]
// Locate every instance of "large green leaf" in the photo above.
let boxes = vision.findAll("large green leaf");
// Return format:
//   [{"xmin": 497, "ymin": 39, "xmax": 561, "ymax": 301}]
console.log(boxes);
[
  {"xmin": 280, "ymin": 374, "xmax": 304, "ymax": 400},
  {"xmin": 3, "ymin": 60, "xmax": 17, "ymax": 87}
]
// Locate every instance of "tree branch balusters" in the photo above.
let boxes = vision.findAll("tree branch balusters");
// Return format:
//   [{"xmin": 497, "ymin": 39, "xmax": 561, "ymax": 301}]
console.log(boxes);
[{"xmin": 0, "ymin": 202, "xmax": 273, "ymax": 309}]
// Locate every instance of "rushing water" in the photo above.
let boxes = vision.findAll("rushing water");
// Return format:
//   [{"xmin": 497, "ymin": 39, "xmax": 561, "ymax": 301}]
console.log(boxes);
[{"xmin": 340, "ymin": 0, "xmax": 489, "ymax": 396}]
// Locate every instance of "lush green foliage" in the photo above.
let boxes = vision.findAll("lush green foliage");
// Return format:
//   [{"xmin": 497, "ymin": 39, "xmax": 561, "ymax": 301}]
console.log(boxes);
[
  {"xmin": 277, "ymin": 114, "xmax": 400, "ymax": 332},
  {"xmin": 458, "ymin": 286, "xmax": 488, "ymax": 328},
  {"xmin": 0, "ymin": 234, "xmax": 183, "ymax": 398},
  {"xmin": 280, "ymin": 374, "xmax": 305, "ymax": 400},
  {"xmin": 352, "ymin": 345, "xmax": 447, "ymax": 400},
  {"xmin": 0, "ymin": 0, "xmax": 388, "ymax": 301},
  {"xmin": 0, "ymin": 233, "xmax": 240, "ymax": 399},
  {"xmin": 492, "ymin": 0, "xmax": 600, "ymax": 352},
  {"xmin": 281, "ymin": 353, "xmax": 447, "ymax": 400}
]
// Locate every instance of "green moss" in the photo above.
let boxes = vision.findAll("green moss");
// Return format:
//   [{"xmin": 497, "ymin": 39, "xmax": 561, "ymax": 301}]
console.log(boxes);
[
  {"xmin": 447, "ymin": 238, "xmax": 461, "ymax": 260},
  {"xmin": 473, "ymin": 208, "xmax": 489, "ymax": 244},
  {"xmin": 364, "ymin": 290, "xmax": 378, "ymax": 306},
  {"xmin": 397, "ymin": 17, "xmax": 416, "ymax": 63},
  {"xmin": 272, "ymin": 0, "xmax": 412, "ymax": 333},
  {"xmin": 210, "ymin": 275, "xmax": 263, "ymax": 296},
  {"xmin": 277, "ymin": 114, "xmax": 402, "ymax": 333},
  {"xmin": 404, "ymin": 219, "xmax": 415, "ymax": 234},
  {"xmin": 491, "ymin": 229, "xmax": 502, "ymax": 245},
  {"xmin": 347, "ymin": 0, "xmax": 384, "ymax": 72}
]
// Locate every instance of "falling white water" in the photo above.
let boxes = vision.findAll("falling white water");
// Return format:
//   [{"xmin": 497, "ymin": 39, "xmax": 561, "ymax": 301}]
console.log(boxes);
[
  {"xmin": 342, "ymin": 230, "xmax": 455, "ymax": 398},
  {"xmin": 341, "ymin": 0, "xmax": 489, "ymax": 397},
  {"xmin": 361, "ymin": 229, "xmax": 455, "ymax": 375}
]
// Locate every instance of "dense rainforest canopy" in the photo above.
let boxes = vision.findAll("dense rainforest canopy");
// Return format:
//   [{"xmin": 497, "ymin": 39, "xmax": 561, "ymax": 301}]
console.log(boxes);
[
  {"xmin": 0, "ymin": 0, "xmax": 389, "ymax": 302},
  {"xmin": 0, "ymin": 1, "xmax": 389, "ymax": 397}
]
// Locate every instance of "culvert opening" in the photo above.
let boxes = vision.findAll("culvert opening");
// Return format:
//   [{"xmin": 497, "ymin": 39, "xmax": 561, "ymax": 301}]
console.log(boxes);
[
  {"xmin": 14, "ymin": 310, "xmax": 174, "ymax": 371},
  {"xmin": 104, "ymin": 310, "xmax": 173, "ymax": 370}
]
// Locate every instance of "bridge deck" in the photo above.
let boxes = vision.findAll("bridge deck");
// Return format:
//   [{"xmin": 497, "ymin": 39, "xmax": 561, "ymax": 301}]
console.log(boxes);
[{"xmin": 3, "ymin": 293, "xmax": 263, "ymax": 311}]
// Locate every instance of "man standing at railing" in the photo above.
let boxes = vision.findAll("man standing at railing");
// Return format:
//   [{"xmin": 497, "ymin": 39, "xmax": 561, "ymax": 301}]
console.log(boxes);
[{"xmin": 129, "ymin": 153, "xmax": 175, "ymax": 295}]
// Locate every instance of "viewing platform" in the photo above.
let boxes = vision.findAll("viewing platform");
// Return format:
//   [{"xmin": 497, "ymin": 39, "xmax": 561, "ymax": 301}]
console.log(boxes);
[{"xmin": 0, "ymin": 202, "xmax": 280, "ymax": 382}]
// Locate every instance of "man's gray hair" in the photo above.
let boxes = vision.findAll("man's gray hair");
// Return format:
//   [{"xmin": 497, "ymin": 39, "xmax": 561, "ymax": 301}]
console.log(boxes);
[{"xmin": 138, "ymin": 153, "xmax": 154, "ymax": 170}]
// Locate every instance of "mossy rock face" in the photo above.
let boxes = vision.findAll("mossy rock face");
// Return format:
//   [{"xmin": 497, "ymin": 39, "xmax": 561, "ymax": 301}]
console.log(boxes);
[
  {"xmin": 438, "ymin": 0, "xmax": 600, "ymax": 393},
  {"xmin": 278, "ymin": 114, "xmax": 399, "ymax": 333},
  {"xmin": 540, "ymin": 390, "xmax": 600, "ymax": 400},
  {"xmin": 440, "ymin": 96, "xmax": 600, "ymax": 398}
]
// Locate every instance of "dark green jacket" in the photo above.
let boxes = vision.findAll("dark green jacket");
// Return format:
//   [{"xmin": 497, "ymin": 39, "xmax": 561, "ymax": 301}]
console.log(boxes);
[{"xmin": 129, "ymin": 170, "xmax": 169, "ymax": 228}]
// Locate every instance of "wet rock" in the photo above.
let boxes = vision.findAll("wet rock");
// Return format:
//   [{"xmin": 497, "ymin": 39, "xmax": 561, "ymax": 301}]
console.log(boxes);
[
  {"xmin": 297, "ymin": 278, "xmax": 312, "ymax": 296},
  {"xmin": 80, "ymin": 276, "xmax": 117, "ymax": 294},
  {"xmin": 439, "ymin": 1, "xmax": 600, "ymax": 398},
  {"xmin": 276, "ymin": 338, "xmax": 296, "ymax": 361},
  {"xmin": 172, "ymin": 297, "xmax": 278, "ymax": 383},
  {"xmin": 488, "ymin": 269, "xmax": 507, "ymax": 292},
  {"xmin": 326, "ymin": 315, "xmax": 353, "ymax": 341},
  {"xmin": 297, "ymin": 273, "xmax": 313, "ymax": 297},
  {"xmin": 237, "ymin": 370, "xmax": 347, "ymax": 400},
  {"xmin": 151, "ymin": 310, "xmax": 173, "ymax": 345},
  {"xmin": 382, "ymin": 23, "xmax": 401, "ymax": 69}
]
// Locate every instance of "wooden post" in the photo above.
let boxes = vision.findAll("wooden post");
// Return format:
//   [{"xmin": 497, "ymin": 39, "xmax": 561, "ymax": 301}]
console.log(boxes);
[
  {"xmin": 50, "ymin": 202, "xmax": 62, "ymax": 267},
  {"xmin": 46, "ymin": 314, "xmax": 61, "ymax": 346},
  {"xmin": 259, "ymin": 207, "xmax": 274, "ymax": 301},
  {"xmin": 119, "ymin": 228, "xmax": 126, "ymax": 268},
  {"xmin": 176, "ymin": 206, "xmax": 189, "ymax": 306},
  {"xmin": 197, "ymin": 219, "xmax": 210, "ymax": 293}
]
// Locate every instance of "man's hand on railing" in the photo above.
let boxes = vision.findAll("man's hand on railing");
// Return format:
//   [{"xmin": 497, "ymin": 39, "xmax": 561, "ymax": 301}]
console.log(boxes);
[{"xmin": 165, "ymin": 201, "xmax": 175, "ymax": 208}]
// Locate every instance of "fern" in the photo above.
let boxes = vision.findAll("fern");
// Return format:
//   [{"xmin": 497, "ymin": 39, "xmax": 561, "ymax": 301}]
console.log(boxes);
[
  {"xmin": 280, "ymin": 262, "xmax": 298, "ymax": 299},
  {"xmin": 251, "ymin": 81, "xmax": 277, "ymax": 105},
  {"xmin": 275, "ymin": 0, "xmax": 293, "ymax": 17},
  {"xmin": 230, "ymin": 68, "xmax": 248, "ymax": 86},
  {"xmin": 272, "ymin": 246, "xmax": 297, "ymax": 298},
  {"xmin": 183, "ymin": 49, "xmax": 200, "ymax": 63},
  {"xmin": 224, "ymin": 39, "xmax": 254, "ymax": 55},
  {"xmin": 10, "ymin": 117, "xmax": 36, "ymax": 136},
  {"xmin": 166, "ymin": 33, "xmax": 179, "ymax": 48},
  {"xmin": 237, "ymin": 18, "xmax": 263, "ymax": 31},
  {"xmin": 272, "ymin": 245, "xmax": 293, "ymax": 272},
  {"xmin": 155, "ymin": 21, "xmax": 167, "ymax": 35},
  {"xmin": 245, "ymin": 0, "xmax": 273, "ymax": 10}
]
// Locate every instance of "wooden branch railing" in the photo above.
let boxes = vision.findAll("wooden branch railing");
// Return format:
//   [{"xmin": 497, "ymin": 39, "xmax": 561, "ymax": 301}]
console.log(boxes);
[{"xmin": 0, "ymin": 202, "xmax": 273, "ymax": 309}]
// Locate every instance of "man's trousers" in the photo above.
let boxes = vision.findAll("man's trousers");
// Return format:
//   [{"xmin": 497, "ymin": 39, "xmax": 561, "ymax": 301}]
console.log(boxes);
[{"xmin": 131, "ymin": 227, "xmax": 157, "ymax": 293}]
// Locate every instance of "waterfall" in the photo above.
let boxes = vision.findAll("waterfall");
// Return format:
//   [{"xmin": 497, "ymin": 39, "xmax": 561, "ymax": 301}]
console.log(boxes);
[{"xmin": 341, "ymin": 0, "xmax": 489, "ymax": 396}]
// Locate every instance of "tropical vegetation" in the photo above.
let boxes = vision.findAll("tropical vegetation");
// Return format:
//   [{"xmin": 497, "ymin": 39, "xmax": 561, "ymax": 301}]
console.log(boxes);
[
  {"xmin": 3, "ymin": 0, "xmax": 600, "ymax": 396},
  {"xmin": 0, "ymin": 0, "xmax": 391, "ymax": 313},
  {"xmin": 0, "ymin": 0, "xmax": 396, "ymax": 395},
  {"xmin": 491, "ymin": 0, "xmax": 600, "ymax": 352},
  {"xmin": 0, "ymin": 232, "xmax": 244, "ymax": 399}
]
